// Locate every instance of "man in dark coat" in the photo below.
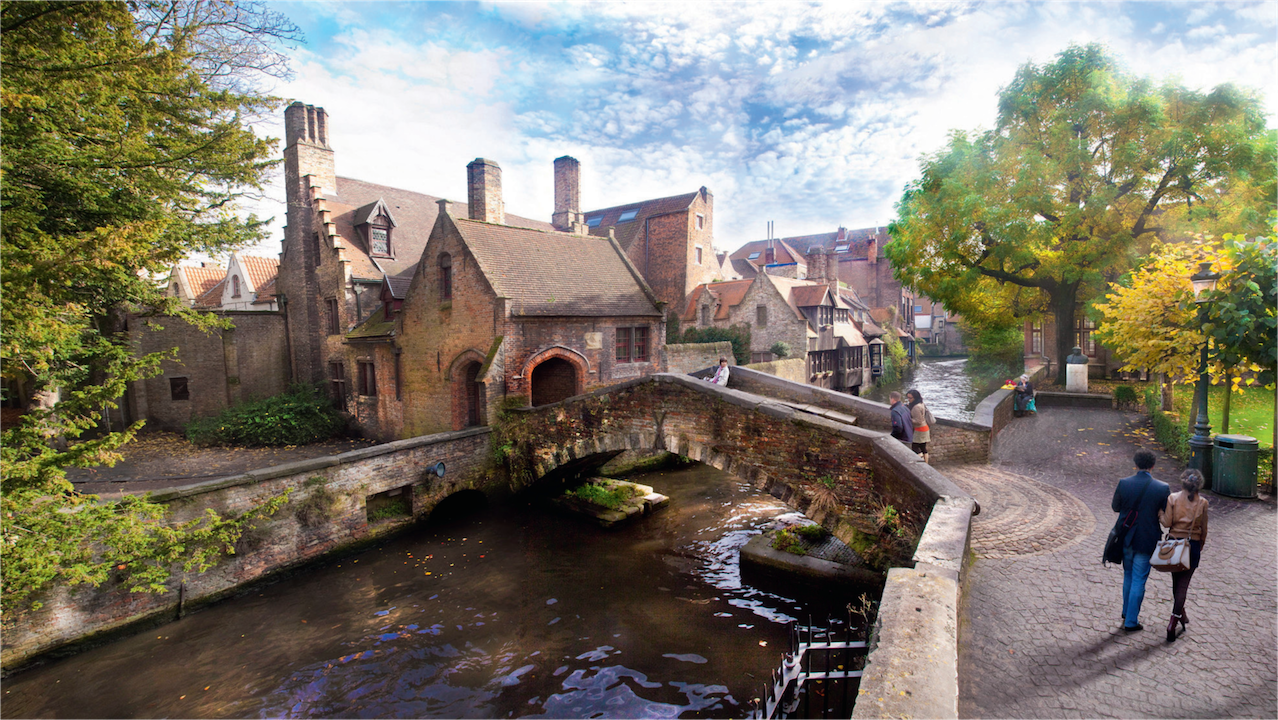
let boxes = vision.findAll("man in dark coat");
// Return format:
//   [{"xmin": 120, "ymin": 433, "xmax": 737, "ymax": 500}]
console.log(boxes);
[
  {"xmin": 889, "ymin": 391, "xmax": 913, "ymax": 445},
  {"xmin": 1111, "ymin": 448, "xmax": 1171, "ymax": 631}
]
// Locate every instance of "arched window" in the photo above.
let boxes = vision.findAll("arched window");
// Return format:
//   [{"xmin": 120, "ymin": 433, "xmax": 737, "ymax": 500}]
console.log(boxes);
[
  {"xmin": 231, "ymin": 275, "xmax": 241, "ymax": 298},
  {"xmin": 438, "ymin": 253, "xmax": 453, "ymax": 300}
]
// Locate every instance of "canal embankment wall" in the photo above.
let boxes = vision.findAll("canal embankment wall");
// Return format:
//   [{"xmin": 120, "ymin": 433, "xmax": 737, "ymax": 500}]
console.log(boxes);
[{"xmin": 1, "ymin": 427, "xmax": 498, "ymax": 671}]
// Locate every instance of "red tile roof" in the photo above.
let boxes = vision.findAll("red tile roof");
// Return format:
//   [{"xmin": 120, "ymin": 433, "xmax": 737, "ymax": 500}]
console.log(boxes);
[
  {"xmin": 237, "ymin": 254, "xmax": 279, "ymax": 292},
  {"xmin": 179, "ymin": 265, "xmax": 225, "ymax": 298},
  {"xmin": 681, "ymin": 278, "xmax": 754, "ymax": 321}
]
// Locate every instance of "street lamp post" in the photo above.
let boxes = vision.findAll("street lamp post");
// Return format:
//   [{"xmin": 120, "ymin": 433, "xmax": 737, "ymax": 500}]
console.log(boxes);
[{"xmin": 1187, "ymin": 262, "xmax": 1220, "ymax": 483}]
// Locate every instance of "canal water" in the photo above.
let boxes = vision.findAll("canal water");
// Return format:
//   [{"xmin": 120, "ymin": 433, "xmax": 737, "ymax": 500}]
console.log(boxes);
[
  {"xmin": 862, "ymin": 357, "xmax": 1012, "ymax": 422},
  {"xmin": 2, "ymin": 464, "xmax": 852, "ymax": 719}
]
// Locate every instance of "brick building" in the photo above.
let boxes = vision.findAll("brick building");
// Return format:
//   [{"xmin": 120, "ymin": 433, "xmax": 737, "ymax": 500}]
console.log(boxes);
[
  {"xmin": 277, "ymin": 104, "xmax": 665, "ymax": 440},
  {"xmin": 683, "ymin": 255, "xmax": 870, "ymax": 394}
]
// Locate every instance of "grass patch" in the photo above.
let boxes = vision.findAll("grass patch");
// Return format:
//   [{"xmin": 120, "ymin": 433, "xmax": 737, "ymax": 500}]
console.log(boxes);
[
  {"xmin": 367, "ymin": 498, "xmax": 409, "ymax": 522},
  {"xmin": 1166, "ymin": 384, "xmax": 1274, "ymax": 448},
  {"xmin": 793, "ymin": 524, "xmax": 829, "ymax": 542},
  {"xmin": 567, "ymin": 480, "xmax": 640, "ymax": 510},
  {"xmin": 771, "ymin": 528, "xmax": 807, "ymax": 556}
]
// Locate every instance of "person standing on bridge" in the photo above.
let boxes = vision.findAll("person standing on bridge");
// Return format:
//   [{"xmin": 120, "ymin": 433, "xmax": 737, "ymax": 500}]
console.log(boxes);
[
  {"xmin": 906, "ymin": 389, "xmax": 934, "ymax": 464},
  {"xmin": 1111, "ymin": 448, "xmax": 1170, "ymax": 632},
  {"xmin": 888, "ymin": 391, "xmax": 913, "ymax": 446},
  {"xmin": 707, "ymin": 357, "xmax": 731, "ymax": 386}
]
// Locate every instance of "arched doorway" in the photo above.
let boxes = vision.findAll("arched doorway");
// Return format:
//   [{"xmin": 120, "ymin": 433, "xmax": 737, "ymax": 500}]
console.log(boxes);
[
  {"xmin": 463, "ymin": 361, "xmax": 483, "ymax": 427},
  {"xmin": 530, "ymin": 357, "xmax": 578, "ymax": 406}
]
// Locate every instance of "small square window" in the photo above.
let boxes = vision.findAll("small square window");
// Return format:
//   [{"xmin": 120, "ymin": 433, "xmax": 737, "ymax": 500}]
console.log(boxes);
[
  {"xmin": 696, "ymin": 213, "xmax": 705, "ymax": 230},
  {"xmin": 617, "ymin": 209, "xmax": 638, "ymax": 223},
  {"xmin": 586, "ymin": 216, "xmax": 603, "ymax": 227},
  {"xmin": 747, "ymin": 252, "xmax": 761, "ymax": 260},
  {"xmin": 695, "ymin": 246, "xmax": 703, "ymax": 265},
  {"xmin": 370, "ymin": 227, "xmax": 389, "ymax": 256},
  {"xmin": 169, "ymin": 377, "xmax": 189, "ymax": 401},
  {"xmin": 835, "ymin": 244, "xmax": 849, "ymax": 253}
]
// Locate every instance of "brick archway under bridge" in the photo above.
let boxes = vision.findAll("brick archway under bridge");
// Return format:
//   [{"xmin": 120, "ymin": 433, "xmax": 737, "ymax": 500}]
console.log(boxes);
[{"xmin": 504, "ymin": 373, "xmax": 970, "ymax": 545}]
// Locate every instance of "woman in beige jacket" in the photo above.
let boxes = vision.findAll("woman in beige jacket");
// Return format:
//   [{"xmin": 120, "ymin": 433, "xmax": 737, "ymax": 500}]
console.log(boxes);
[
  {"xmin": 906, "ymin": 389, "xmax": 934, "ymax": 463},
  {"xmin": 1158, "ymin": 468, "xmax": 1209, "ymax": 642}
]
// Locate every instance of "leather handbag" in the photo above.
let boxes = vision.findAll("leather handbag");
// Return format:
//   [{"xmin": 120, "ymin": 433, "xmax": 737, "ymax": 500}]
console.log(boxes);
[{"xmin": 1151, "ymin": 504, "xmax": 1201, "ymax": 573}]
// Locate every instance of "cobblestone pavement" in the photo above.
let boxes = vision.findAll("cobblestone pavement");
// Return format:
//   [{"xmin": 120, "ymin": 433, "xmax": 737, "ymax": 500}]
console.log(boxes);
[{"xmin": 951, "ymin": 407, "xmax": 1277, "ymax": 719}]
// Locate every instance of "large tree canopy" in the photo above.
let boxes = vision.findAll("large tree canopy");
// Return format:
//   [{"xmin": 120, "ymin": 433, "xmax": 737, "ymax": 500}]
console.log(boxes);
[
  {"xmin": 886, "ymin": 44, "xmax": 1273, "ymax": 384},
  {"xmin": 0, "ymin": 0, "xmax": 300, "ymax": 611}
]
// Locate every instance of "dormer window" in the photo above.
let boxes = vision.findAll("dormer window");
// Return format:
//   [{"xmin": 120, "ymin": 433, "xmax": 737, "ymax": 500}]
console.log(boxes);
[
  {"xmin": 586, "ymin": 215, "xmax": 603, "ymax": 227},
  {"xmin": 368, "ymin": 216, "xmax": 392, "ymax": 257}
]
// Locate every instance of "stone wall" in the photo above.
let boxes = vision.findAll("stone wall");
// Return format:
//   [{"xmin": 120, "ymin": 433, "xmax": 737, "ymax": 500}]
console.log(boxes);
[
  {"xmin": 1, "ymin": 428, "xmax": 496, "ymax": 671},
  {"xmin": 743, "ymin": 357, "xmax": 806, "ymax": 383},
  {"xmin": 665, "ymin": 341, "xmax": 735, "ymax": 375},
  {"xmin": 129, "ymin": 311, "xmax": 290, "ymax": 431}
]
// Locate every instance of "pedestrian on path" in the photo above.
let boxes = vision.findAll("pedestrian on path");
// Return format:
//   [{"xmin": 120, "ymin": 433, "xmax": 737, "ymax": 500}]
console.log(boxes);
[
  {"xmin": 1111, "ymin": 448, "xmax": 1171, "ymax": 632},
  {"xmin": 707, "ymin": 357, "xmax": 731, "ymax": 386},
  {"xmin": 1158, "ymin": 468, "xmax": 1209, "ymax": 642},
  {"xmin": 906, "ymin": 389, "xmax": 934, "ymax": 463},
  {"xmin": 889, "ymin": 391, "xmax": 913, "ymax": 445}
]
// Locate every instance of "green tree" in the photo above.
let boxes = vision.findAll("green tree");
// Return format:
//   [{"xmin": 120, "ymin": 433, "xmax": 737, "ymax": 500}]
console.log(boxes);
[
  {"xmin": 1206, "ymin": 227, "xmax": 1278, "ymax": 488},
  {"xmin": 1, "ymin": 1, "xmax": 301, "ymax": 611},
  {"xmin": 888, "ymin": 44, "xmax": 1272, "ymax": 385}
]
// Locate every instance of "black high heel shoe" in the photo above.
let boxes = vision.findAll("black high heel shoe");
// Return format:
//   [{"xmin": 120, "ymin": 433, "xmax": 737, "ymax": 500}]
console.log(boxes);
[{"xmin": 1167, "ymin": 613, "xmax": 1181, "ymax": 642}]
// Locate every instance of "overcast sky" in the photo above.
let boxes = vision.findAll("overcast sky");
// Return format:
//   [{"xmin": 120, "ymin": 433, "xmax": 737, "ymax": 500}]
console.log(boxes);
[{"xmin": 239, "ymin": 0, "xmax": 1277, "ymax": 259}]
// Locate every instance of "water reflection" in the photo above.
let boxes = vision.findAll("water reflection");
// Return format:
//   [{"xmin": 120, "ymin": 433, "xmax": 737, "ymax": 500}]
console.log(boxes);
[
  {"xmin": 863, "ymin": 357, "xmax": 1012, "ymax": 422},
  {"xmin": 3, "ymin": 464, "xmax": 853, "ymax": 719}
]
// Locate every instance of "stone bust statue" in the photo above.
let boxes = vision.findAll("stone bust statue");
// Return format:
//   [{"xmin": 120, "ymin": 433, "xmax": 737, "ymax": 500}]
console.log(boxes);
[{"xmin": 1066, "ymin": 346, "xmax": 1088, "ymax": 364}]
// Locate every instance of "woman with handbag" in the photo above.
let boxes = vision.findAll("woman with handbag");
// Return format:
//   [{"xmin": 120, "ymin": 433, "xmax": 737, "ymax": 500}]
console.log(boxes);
[
  {"xmin": 906, "ymin": 389, "xmax": 934, "ymax": 463},
  {"xmin": 1158, "ymin": 469, "xmax": 1209, "ymax": 642}
]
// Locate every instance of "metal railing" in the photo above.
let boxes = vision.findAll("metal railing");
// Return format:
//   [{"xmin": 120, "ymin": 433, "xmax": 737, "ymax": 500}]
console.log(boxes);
[{"xmin": 752, "ymin": 615, "xmax": 868, "ymax": 719}]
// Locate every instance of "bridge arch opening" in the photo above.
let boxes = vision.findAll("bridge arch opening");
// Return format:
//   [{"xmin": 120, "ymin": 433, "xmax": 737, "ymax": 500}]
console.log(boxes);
[
  {"xmin": 530, "ymin": 357, "xmax": 579, "ymax": 406},
  {"xmin": 428, "ymin": 489, "xmax": 488, "ymax": 525}
]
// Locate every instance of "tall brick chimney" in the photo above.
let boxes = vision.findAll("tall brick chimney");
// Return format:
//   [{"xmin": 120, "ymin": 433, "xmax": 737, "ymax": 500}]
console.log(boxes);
[
  {"xmin": 866, "ymin": 234, "xmax": 878, "ymax": 265},
  {"xmin": 805, "ymin": 245, "xmax": 827, "ymax": 282},
  {"xmin": 552, "ymin": 156, "xmax": 586, "ymax": 234},
  {"xmin": 284, "ymin": 102, "xmax": 335, "ymax": 197},
  {"xmin": 467, "ymin": 158, "xmax": 504, "ymax": 225}
]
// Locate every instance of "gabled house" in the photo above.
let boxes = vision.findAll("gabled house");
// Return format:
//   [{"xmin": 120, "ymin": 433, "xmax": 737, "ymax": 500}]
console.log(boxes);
[
  {"xmin": 342, "ymin": 163, "xmax": 665, "ymax": 439},
  {"xmin": 166, "ymin": 263, "xmax": 225, "ymax": 306},
  {"xmin": 684, "ymin": 269, "xmax": 870, "ymax": 394}
]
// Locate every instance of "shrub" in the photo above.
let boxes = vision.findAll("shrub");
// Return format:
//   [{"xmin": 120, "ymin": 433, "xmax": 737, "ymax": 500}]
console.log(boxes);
[
  {"xmin": 769, "ymin": 341, "xmax": 791, "ymax": 359},
  {"xmin": 367, "ymin": 498, "xmax": 409, "ymax": 522},
  {"xmin": 681, "ymin": 325, "xmax": 751, "ymax": 365},
  {"xmin": 793, "ymin": 524, "xmax": 829, "ymax": 541},
  {"xmin": 1144, "ymin": 386, "xmax": 1190, "ymax": 462},
  {"xmin": 1114, "ymin": 385, "xmax": 1138, "ymax": 405},
  {"xmin": 567, "ymin": 481, "xmax": 639, "ymax": 510},
  {"xmin": 771, "ymin": 528, "xmax": 807, "ymax": 556},
  {"xmin": 185, "ymin": 383, "xmax": 345, "ymax": 447},
  {"xmin": 295, "ymin": 478, "xmax": 339, "ymax": 528}
]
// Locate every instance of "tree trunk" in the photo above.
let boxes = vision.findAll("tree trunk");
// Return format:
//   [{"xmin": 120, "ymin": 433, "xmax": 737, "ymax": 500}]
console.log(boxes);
[
  {"xmin": 1159, "ymin": 373, "xmax": 1174, "ymax": 412},
  {"xmin": 1051, "ymin": 285, "xmax": 1078, "ymax": 387}
]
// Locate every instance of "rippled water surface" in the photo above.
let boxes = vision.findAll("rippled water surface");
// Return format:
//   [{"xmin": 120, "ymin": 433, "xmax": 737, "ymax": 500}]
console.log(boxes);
[
  {"xmin": 863, "ymin": 357, "xmax": 1009, "ymax": 422},
  {"xmin": 2, "ymin": 464, "xmax": 847, "ymax": 719}
]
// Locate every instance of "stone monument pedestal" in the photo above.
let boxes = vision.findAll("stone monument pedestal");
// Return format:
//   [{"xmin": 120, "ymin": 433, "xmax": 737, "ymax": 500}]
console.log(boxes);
[{"xmin": 1066, "ymin": 363, "xmax": 1088, "ymax": 393}]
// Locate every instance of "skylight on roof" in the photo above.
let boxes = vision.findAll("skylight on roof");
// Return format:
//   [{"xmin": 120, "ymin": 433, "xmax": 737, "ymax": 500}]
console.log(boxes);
[
  {"xmin": 617, "ymin": 209, "xmax": 638, "ymax": 223},
  {"xmin": 748, "ymin": 252, "xmax": 761, "ymax": 260},
  {"xmin": 586, "ymin": 216, "xmax": 603, "ymax": 227},
  {"xmin": 835, "ymin": 244, "xmax": 849, "ymax": 252}
]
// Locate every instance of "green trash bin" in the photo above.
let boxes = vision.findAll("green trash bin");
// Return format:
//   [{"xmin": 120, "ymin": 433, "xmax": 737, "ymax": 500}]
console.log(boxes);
[{"xmin": 1213, "ymin": 434, "xmax": 1259, "ymax": 498}]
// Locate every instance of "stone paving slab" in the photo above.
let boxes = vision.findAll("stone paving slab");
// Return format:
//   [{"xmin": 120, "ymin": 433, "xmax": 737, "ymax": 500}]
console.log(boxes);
[{"xmin": 953, "ymin": 407, "xmax": 1277, "ymax": 719}]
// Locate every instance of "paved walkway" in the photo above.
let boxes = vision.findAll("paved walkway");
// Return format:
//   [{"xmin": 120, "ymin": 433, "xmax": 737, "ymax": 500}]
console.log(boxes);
[{"xmin": 951, "ymin": 406, "xmax": 1277, "ymax": 719}]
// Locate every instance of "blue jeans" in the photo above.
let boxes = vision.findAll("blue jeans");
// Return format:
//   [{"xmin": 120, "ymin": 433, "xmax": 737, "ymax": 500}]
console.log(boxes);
[{"xmin": 1122, "ymin": 544, "xmax": 1152, "ymax": 626}]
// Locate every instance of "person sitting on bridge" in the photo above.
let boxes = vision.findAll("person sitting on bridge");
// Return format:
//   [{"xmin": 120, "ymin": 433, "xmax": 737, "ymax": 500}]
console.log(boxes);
[
  {"xmin": 707, "ymin": 357, "xmax": 731, "ymax": 386},
  {"xmin": 889, "ymin": 391, "xmax": 913, "ymax": 445}
]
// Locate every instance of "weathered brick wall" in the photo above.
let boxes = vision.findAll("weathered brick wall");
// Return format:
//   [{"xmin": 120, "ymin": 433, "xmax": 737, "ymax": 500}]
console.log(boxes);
[
  {"xmin": 130, "ymin": 311, "xmax": 289, "ymax": 431},
  {"xmin": 731, "ymin": 274, "xmax": 808, "ymax": 363},
  {"xmin": 664, "ymin": 341, "xmax": 734, "ymax": 375},
  {"xmin": 1, "ymin": 428, "xmax": 496, "ymax": 671}
]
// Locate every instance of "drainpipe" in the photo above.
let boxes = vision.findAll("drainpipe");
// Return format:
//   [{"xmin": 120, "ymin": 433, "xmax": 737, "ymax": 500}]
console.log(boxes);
[{"xmin": 279, "ymin": 294, "xmax": 295, "ymax": 384}]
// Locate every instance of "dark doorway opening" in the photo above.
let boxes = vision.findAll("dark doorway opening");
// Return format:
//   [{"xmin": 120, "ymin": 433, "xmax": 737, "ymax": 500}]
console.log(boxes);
[
  {"xmin": 463, "ymin": 361, "xmax": 483, "ymax": 427},
  {"xmin": 530, "ymin": 357, "xmax": 578, "ymax": 406}
]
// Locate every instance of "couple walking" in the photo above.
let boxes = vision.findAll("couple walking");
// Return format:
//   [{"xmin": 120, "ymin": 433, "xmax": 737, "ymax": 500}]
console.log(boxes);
[
  {"xmin": 889, "ymin": 390, "xmax": 933, "ymax": 463},
  {"xmin": 1111, "ymin": 448, "xmax": 1210, "ymax": 642}
]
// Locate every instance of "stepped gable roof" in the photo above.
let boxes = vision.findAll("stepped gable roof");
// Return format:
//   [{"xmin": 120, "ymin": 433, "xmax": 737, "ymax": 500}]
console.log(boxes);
[
  {"xmin": 453, "ymin": 217, "xmax": 661, "ymax": 318},
  {"xmin": 178, "ymin": 264, "xmax": 225, "ymax": 297},
  {"xmin": 681, "ymin": 278, "xmax": 754, "ymax": 321},
  {"xmin": 327, "ymin": 177, "xmax": 553, "ymax": 277},
  {"xmin": 237, "ymin": 254, "xmax": 279, "ymax": 291},
  {"xmin": 583, "ymin": 191, "xmax": 700, "ymax": 252}
]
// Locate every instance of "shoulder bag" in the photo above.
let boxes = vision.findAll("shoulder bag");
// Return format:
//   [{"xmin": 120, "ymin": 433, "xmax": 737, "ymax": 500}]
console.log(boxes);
[
  {"xmin": 1103, "ymin": 478, "xmax": 1151, "ymax": 566},
  {"xmin": 1150, "ymin": 500, "xmax": 1201, "ymax": 573}
]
